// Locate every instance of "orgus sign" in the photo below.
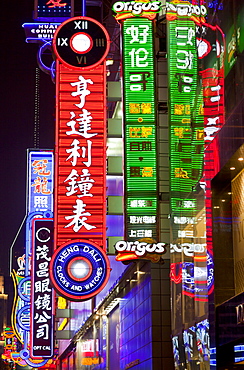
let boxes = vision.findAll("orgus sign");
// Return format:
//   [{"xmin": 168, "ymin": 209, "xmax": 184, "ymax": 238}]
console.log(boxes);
[
  {"xmin": 112, "ymin": 1, "xmax": 161, "ymax": 16},
  {"xmin": 115, "ymin": 240, "xmax": 166, "ymax": 257}
]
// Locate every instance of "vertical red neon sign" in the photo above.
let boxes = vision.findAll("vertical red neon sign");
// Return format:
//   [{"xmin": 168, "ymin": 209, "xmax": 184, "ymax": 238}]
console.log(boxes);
[
  {"xmin": 53, "ymin": 17, "xmax": 110, "ymax": 250},
  {"xmin": 55, "ymin": 63, "xmax": 107, "ymax": 248}
]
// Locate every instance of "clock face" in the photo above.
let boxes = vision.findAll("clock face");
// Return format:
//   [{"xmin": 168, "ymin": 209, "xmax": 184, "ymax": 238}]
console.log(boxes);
[{"xmin": 53, "ymin": 16, "xmax": 110, "ymax": 69}]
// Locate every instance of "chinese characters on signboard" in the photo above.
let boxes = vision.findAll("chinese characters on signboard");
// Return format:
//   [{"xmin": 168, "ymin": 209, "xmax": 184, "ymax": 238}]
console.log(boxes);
[
  {"xmin": 28, "ymin": 151, "xmax": 53, "ymax": 213},
  {"xmin": 52, "ymin": 17, "xmax": 110, "ymax": 301},
  {"xmin": 34, "ymin": 0, "xmax": 73, "ymax": 20},
  {"xmin": 121, "ymin": 17, "xmax": 158, "ymax": 247},
  {"xmin": 31, "ymin": 219, "xmax": 54, "ymax": 358},
  {"xmin": 55, "ymin": 64, "xmax": 107, "ymax": 248},
  {"xmin": 168, "ymin": 16, "xmax": 200, "ymax": 216}
]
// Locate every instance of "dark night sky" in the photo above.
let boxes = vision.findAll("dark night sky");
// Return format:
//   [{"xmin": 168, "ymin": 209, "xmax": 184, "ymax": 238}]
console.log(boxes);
[{"xmin": 0, "ymin": 1, "xmax": 55, "ymax": 277}]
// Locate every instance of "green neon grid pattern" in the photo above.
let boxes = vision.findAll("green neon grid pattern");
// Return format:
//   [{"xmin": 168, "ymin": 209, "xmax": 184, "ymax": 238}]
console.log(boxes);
[
  {"xmin": 123, "ymin": 18, "xmax": 156, "ymax": 123},
  {"xmin": 122, "ymin": 17, "xmax": 158, "ymax": 242}
]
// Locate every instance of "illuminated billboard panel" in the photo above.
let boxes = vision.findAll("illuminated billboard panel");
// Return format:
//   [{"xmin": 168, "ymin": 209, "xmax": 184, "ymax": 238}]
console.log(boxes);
[
  {"xmin": 52, "ymin": 17, "xmax": 110, "ymax": 301},
  {"xmin": 168, "ymin": 17, "xmax": 198, "ymax": 209},
  {"xmin": 54, "ymin": 63, "xmax": 107, "ymax": 249},
  {"xmin": 118, "ymin": 16, "xmax": 158, "ymax": 260},
  {"xmin": 31, "ymin": 219, "xmax": 54, "ymax": 358},
  {"xmin": 34, "ymin": 0, "xmax": 73, "ymax": 20},
  {"xmin": 28, "ymin": 151, "xmax": 54, "ymax": 214}
]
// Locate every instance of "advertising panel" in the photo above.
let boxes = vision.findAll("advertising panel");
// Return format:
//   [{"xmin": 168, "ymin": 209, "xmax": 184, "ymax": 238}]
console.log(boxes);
[
  {"xmin": 123, "ymin": 17, "xmax": 157, "ymax": 244},
  {"xmin": 113, "ymin": 2, "xmax": 161, "ymax": 263},
  {"xmin": 11, "ymin": 150, "xmax": 54, "ymax": 367},
  {"xmin": 167, "ymin": 0, "xmax": 209, "ymax": 356},
  {"xmin": 167, "ymin": 5, "xmax": 201, "ymax": 220},
  {"xmin": 52, "ymin": 17, "xmax": 110, "ymax": 301},
  {"xmin": 53, "ymin": 17, "xmax": 110, "ymax": 250},
  {"xmin": 28, "ymin": 150, "xmax": 54, "ymax": 214},
  {"xmin": 30, "ymin": 219, "xmax": 54, "ymax": 358},
  {"xmin": 54, "ymin": 62, "xmax": 107, "ymax": 248},
  {"xmin": 34, "ymin": 0, "xmax": 73, "ymax": 21}
]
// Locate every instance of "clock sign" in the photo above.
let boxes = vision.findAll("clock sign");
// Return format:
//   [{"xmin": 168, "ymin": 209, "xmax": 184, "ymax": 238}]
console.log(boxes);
[
  {"xmin": 53, "ymin": 16, "xmax": 110, "ymax": 69},
  {"xmin": 50, "ymin": 240, "xmax": 111, "ymax": 301}
]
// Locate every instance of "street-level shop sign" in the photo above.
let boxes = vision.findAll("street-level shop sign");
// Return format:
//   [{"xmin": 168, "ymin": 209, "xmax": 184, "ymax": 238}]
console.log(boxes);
[{"xmin": 28, "ymin": 150, "xmax": 54, "ymax": 214}]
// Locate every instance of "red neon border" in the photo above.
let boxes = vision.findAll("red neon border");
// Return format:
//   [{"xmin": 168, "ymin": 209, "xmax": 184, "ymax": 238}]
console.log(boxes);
[
  {"xmin": 49, "ymin": 239, "xmax": 111, "ymax": 301},
  {"xmin": 53, "ymin": 16, "xmax": 110, "ymax": 70}
]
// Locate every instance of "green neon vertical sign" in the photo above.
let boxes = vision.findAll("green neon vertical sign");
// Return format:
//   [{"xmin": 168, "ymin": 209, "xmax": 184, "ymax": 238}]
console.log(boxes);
[
  {"xmin": 168, "ymin": 17, "xmax": 203, "ymax": 217},
  {"xmin": 122, "ymin": 18, "xmax": 158, "ymax": 242}
]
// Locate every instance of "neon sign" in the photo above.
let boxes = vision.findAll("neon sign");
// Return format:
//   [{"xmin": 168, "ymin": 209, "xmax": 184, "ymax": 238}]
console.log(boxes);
[
  {"xmin": 28, "ymin": 151, "xmax": 54, "ymax": 214},
  {"xmin": 31, "ymin": 219, "xmax": 54, "ymax": 359},
  {"xmin": 11, "ymin": 150, "xmax": 54, "ymax": 367},
  {"xmin": 34, "ymin": 0, "xmax": 73, "ymax": 21},
  {"xmin": 115, "ymin": 240, "xmax": 166, "ymax": 260},
  {"xmin": 55, "ymin": 67, "xmax": 107, "ymax": 245},
  {"xmin": 115, "ymin": 9, "xmax": 158, "ymax": 256},
  {"xmin": 168, "ymin": 15, "xmax": 200, "ymax": 212},
  {"xmin": 23, "ymin": 23, "xmax": 61, "ymax": 43},
  {"xmin": 112, "ymin": 1, "xmax": 161, "ymax": 20},
  {"xmin": 170, "ymin": 242, "xmax": 206, "ymax": 256},
  {"xmin": 52, "ymin": 17, "xmax": 110, "ymax": 300},
  {"xmin": 53, "ymin": 18, "xmax": 109, "ymax": 249},
  {"xmin": 50, "ymin": 240, "xmax": 110, "ymax": 301}
]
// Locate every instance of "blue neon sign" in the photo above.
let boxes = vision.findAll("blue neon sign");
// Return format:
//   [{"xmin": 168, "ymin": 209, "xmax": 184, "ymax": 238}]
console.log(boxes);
[{"xmin": 27, "ymin": 151, "xmax": 54, "ymax": 214}]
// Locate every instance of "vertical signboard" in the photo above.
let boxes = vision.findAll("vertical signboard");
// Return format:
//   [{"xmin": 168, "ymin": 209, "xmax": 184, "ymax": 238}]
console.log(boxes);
[
  {"xmin": 112, "ymin": 1, "xmax": 160, "ymax": 262},
  {"xmin": 54, "ymin": 63, "xmax": 107, "ymax": 248},
  {"xmin": 123, "ymin": 17, "xmax": 157, "ymax": 242},
  {"xmin": 51, "ymin": 17, "xmax": 111, "ymax": 301},
  {"xmin": 28, "ymin": 150, "xmax": 54, "ymax": 214},
  {"xmin": 167, "ymin": 1, "xmax": 208, "ymax": 361},
  {"xmin": 11, "ymin": 150, "xmax": 54, "ymax": 367},
  {"xmin": 31, "ymin": 219, "xmax": 54, "ymax": 358},
  {"xmin": 167, "ymin": 4, "xmax": 204, "ymax": 223}
]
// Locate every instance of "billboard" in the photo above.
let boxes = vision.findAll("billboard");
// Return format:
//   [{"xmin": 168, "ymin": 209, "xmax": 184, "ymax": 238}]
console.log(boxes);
[
  {"xmin": 30, "ymin": 219, "xmax": 54, "ymax": 358},
  {"xmin": 28, "ymin": 150, "xmax": 54, "ymax": 214},
  {"xmin": 11, "ymin": 150, "xmax": 54, "ymax": 367},
  {"xmin": 54, "ymin": 63, "xmax": 107, "ymax": 248},
  {"xmin": 113, "ymin": 2, "xmax": 160, "ymax": 263},
  {"xmin": 51, "ymin": 17, "xmax": 110, "ymax": 301},
  {"xmin": 34, "ymin": 0, "xmax": 73, "ymax": 21}
]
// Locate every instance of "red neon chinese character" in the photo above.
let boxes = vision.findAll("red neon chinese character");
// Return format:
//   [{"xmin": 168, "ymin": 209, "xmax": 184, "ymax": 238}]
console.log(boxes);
[
  {"xmin": 32, "ymin": 159, "xmax": 51, "ymax": 176},
  {"xmin": 32, "ymin": 177, "xmax": 51, "ymax": 195},
  {"xmin": 46, "ymin": 0, "xmax": 67, "ymax": 8}
]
